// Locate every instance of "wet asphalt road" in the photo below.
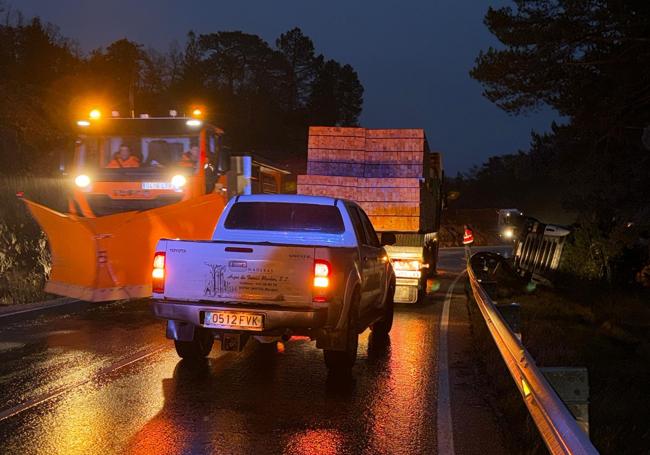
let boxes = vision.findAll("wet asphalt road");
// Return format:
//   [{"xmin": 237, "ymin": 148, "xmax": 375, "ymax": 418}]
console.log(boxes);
[{"xmin": 0, "ymin": 246, "xmax": 512, "ymax": 455}]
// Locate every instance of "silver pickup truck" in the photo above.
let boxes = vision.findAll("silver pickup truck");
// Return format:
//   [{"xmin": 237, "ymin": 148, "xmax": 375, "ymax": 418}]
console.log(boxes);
[{"xmin": 151, "ymin": 194, "xmax": 396, "ymax": 372}]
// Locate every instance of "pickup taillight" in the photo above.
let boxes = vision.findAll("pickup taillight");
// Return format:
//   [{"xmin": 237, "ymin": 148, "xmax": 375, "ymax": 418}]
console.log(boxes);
[
  {"xmin": 152, "ymin": 252, "xmax": 166, "ymax": 293},
  {"xmin": 313, "ymin": 259, "xmax": 331, "ymax": 303}
]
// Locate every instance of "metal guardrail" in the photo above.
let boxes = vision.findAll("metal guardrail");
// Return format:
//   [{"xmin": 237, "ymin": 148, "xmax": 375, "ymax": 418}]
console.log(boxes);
[{"xmin": 467, "ymin": 258, "xmax": 599, "ymax": 455}]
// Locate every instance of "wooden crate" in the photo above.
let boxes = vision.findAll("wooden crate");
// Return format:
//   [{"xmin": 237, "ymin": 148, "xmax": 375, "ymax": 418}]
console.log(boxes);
[
  {"xmin": 363, "ymin": 164, "xmax": 423, "ymax": 178},
  {"xmin": 296, "ymin": 184, "xmax": 358, "ymax": 200},
  {"xmin": 358, "ymin": 202, "xmax": 421, "ymax": 217},
  {"xmin": 300, "ymin": 127, "xmax": 433, "ymax": 232},
  {"xmin": 365, "ymin": 129, "xmax": 424, "ymax": 139},
  {"xmin": 357, "ymin": 186, "xmax": 420, "ymax": 202},
  {"xmin": 308, "ymin": 135, "xmax": 366, "ymax": 151},
  {"xmin": 297, "ymin": 175, "xmax": 359, "ymax": 187},
  {"xmin": 370, "ymin": 215, "xmax": 421, "ymax": 232},
  {"xmin": 307, "ymin": 162, "xmax": 365, "ymax": 177},
  {"xmin": 360, "ymin": 177, "xmax": 421, "ymax": 188},
  {"xmin": 364, "ymin": 151, "xmax": 423, "ymax": 164},
  {"xmin": 309, "ymin": 126, "xmax": 366, "ymax": 138},
  {"xmin": 365, "ymin": 138, "xmax": 425, "ymax": 152},
  {"xmin": 308, "ymin": 148, "xmax": 365, "ymax": 163}
]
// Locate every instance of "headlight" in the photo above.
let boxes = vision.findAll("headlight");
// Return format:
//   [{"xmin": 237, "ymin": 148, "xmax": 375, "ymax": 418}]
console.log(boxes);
[
  {"xmin": 502, "ymin": 227, "xmax": 514, "ymax": 239},
  {"xmin": 171, "ymin": 174, "xmax": 187, "ymax": 188},
  {"xmin": 74, "ymin": 174, "xmax": 91, "ymax": 188},
  {"xmin": 185, "ymin": 119, "xmax": 202, "ymax": 127}
]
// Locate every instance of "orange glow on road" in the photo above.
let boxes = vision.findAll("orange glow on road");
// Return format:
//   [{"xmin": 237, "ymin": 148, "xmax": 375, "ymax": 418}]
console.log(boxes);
[
  {"xmin": 363, "ymin": 315, "xmax": 433, "ymax": 453},
  {"xmin": 284, "ymin": 429, "xmax": 343, "ymax": 455}
]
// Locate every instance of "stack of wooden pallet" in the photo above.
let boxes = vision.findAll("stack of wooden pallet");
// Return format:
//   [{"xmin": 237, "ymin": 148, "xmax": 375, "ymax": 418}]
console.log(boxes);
[{"xmin": 298, "ymin": 127, "xmax": 435, "ymax": 232}]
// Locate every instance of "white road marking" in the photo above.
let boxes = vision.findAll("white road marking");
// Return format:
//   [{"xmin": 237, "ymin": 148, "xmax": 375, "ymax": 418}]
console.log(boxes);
[
  {"xmin": 0, "ymin": 345, "xmax": 167, "ymax": 422},
  {"xmin": 437, "ymin": 271, "xmax": 465, "ymax": 455}
]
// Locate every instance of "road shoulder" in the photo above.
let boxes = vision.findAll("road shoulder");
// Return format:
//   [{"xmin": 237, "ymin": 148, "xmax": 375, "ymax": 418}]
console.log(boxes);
[{"xmin": 447, "ymin": 274, "xmax": 510, "ymax": 454}]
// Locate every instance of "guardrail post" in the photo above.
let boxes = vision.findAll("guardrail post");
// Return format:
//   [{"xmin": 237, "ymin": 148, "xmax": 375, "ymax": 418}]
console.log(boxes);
[
  {"xmin": 496, "ymin": 302, "xmax": 521, "ymax": 340},
  {"xmin": 540, "ymin": 367, "xmax": 590, "ymax": 435}
]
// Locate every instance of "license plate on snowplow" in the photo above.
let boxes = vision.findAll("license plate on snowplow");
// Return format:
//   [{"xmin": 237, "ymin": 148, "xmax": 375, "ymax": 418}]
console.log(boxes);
[
  {"xmin": 142, "ymin": 182, "xmax": 173, "ymax": 189},
  {"xmin": 204, "ymin": 311, "xmax": 264, "ymax": 331}
]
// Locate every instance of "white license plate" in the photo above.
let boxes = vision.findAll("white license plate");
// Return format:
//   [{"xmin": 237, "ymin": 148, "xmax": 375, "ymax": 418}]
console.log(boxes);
[
  {"xmin": 142, "ymin": 182, "xmax": 173, "ymax": 190},
  {"xmin": 395, "ymin": 270, "xmax": 421, "ymax": 279},
  {"xmin": 204, "ymin": 311, "xmax": 264, "ymax": 331}
]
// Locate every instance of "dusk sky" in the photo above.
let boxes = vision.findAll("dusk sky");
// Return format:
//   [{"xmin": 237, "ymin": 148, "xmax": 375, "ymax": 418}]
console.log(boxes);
[{"xmin": 17, "ymin": 0, "xmax": 557, "ymax": 174}]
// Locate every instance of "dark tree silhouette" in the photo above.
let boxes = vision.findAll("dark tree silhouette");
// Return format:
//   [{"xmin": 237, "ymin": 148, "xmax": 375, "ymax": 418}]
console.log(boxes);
[
  {"xmin": 276, "ymin": 27, "xmax": 320, "ymax": 112},
  {"xmin": 0, "ymin": 8, "xmax": 365, "ymax": 175},
  {"xmin": 309, "ymin": 60, "xmax": 363, "ymax": 126},
  {"xmin": 469, "ymin": 1, "xmax": 650, "ymax": 282}
]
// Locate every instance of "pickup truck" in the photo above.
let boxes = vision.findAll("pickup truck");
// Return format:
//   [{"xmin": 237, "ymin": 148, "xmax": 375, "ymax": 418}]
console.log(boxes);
[{"xmin": 151, "ymin": 194, "xmax": 396, "ymax": 372}]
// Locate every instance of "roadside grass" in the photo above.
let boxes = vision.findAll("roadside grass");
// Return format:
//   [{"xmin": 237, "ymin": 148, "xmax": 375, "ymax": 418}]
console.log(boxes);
[
  {"xmin": 0, "ymin": 176, "xmax": 67, "ymax": 305},
  {"xmin": 465, "ymin": 277, "xmax": 650, "ymax": 454}
]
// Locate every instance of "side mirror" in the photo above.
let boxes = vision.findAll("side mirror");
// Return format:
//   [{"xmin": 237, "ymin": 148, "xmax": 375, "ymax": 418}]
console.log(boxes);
[
  {"xmin": 380, "ymin": 232, "xmax": 396, "ymax": 246},
  {"xmin": 217, "ymin": 148, "xmax": 230, "ymax": 174}
]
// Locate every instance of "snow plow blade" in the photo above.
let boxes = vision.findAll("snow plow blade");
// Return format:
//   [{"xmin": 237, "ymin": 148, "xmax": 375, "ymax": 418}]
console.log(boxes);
[{"xmin": 22, "ymin": 193, "xmax": 225, "ymax": 302}]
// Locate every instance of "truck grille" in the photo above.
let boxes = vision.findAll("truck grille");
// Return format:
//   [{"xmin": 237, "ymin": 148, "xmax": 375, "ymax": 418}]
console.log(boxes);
[{"xmin": 86, "ymin": 194, "xmax": 184, "ymax": 216}]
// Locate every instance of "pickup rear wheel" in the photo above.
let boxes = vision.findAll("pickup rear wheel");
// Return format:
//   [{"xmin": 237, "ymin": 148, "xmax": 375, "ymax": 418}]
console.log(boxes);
[
  {"xmin": 372, "ymin": 281, "xmax": 395, "ymax": 336},
  {"xmin": 174, "ymin": 327, "xmax": 214, "ymax": 360},
  {"xmin": 324, "ymin": 292, "xmax": 359, "ymax": 373}
]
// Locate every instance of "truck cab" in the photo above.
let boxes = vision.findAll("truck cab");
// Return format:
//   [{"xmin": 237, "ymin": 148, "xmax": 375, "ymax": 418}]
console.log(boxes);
[{"xmin": 68, "ymin": 111, "xmax": 229, "ymax": 217}]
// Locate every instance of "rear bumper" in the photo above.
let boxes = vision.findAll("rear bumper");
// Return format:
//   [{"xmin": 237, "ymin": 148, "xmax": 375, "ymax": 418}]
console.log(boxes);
[
  {"xmin": 152, "ymin": 299, "xmax": 328, "ymax": 333},
  {"xmin": 394, "ymin": 278, "xmax": 421, "ymax": 304}
]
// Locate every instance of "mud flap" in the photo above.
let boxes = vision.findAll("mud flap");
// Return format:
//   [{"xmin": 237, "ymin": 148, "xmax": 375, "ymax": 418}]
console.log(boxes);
[
  {"xmin": 166, "ymin": 320, "xmax": 196, "ymax": 341},
  {"xmin": 316, "ymin": 328, "xmax": 347, "ymax": 351},
  {"xmin": 22, "ymin": 193, "xmax": 226, "ymax": 302},
  {"xmin": 221, "ymin": 333, "xmax": 249, "ymax": 352}
]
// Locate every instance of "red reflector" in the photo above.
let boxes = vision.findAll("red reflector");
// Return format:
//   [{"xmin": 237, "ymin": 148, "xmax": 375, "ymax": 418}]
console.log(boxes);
[{"xmin": 152, "ymin": 252, "xmax": 166, "ymax": 293}]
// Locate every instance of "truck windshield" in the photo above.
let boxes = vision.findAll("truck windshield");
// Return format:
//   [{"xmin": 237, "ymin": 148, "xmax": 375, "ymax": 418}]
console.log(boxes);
[
  {"xmin": 77, "ymin": 135, "xmax": 200, "ymax": 172},
  {"xmin": 225, "ymin": 202, "xmax": 345, "ymax": 234}
]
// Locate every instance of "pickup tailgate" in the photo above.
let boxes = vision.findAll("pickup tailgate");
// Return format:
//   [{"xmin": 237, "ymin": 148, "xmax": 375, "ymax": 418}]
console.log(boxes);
[{"xmin": 161, "ymin": 240, "xmax": 315, "ymax": 306}]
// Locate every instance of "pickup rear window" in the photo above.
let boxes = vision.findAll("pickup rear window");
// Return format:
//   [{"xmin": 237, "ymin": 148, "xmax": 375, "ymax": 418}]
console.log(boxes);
[{"xmin": 224, "ymin": 202, "xmax": 345, "ymax": 233}]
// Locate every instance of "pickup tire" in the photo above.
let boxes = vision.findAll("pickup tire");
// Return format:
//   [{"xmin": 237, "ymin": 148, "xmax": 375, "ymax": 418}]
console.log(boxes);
[
  {"xmin": 371, "ymin": 280, "xmax": 395, "ymax": 336},
  {"xmin": 174, "ymin": 327, "xmax": 214, "ymax": 359},
  {"xmin": 323, "ymin": 292, "xmax": 359, "ymax": 372}
]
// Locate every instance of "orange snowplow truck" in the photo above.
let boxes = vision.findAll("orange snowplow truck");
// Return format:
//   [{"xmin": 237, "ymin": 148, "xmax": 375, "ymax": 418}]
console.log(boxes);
[{"xmin": 22, "ymin": 110, "xmax": 233, "ymax": 301}]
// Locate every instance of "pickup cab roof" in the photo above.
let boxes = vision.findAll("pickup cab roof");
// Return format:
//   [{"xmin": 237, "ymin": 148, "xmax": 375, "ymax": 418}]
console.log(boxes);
[{"xmin": 232, "ymin": 194, "xmax": 339, "ymax": 206}]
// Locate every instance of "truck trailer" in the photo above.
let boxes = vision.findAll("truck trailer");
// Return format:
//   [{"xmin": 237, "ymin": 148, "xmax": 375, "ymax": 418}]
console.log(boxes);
[{"xmin": 297, "ymin": 127, "xmax": 443, "ymax": 303}]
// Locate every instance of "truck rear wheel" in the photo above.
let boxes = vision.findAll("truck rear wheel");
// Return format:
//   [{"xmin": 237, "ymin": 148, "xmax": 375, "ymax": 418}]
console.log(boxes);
[
  {"xmin": 372, "ymin": 281, "xmax": 395, "ymax": 336},
  {"xmin": 174, "ymin": 327, "xmax": 214, "ymax": 360},
  {"xmin": 324, "ymin": 292, "xmax": 359, "ymax": 373}
]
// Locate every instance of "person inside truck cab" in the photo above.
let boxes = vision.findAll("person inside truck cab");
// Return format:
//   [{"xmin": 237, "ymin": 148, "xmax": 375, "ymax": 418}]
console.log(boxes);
[
  {"xmin": 107, "ymin": 144, "xmax": 140, "ymax": 168},
  {"xmin": 179, "ymin": 145, "xmax": 199, "ymax": 168}
]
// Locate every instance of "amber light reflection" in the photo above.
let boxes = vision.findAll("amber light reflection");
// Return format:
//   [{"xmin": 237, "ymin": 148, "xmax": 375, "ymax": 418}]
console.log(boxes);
[
  {"xmin": 284, "ymin": 429, "xmax": 344, "ymax": 455},
  {"xmin": 365, "ymin": 316, "xmax": 432, "ymax": 451}
]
